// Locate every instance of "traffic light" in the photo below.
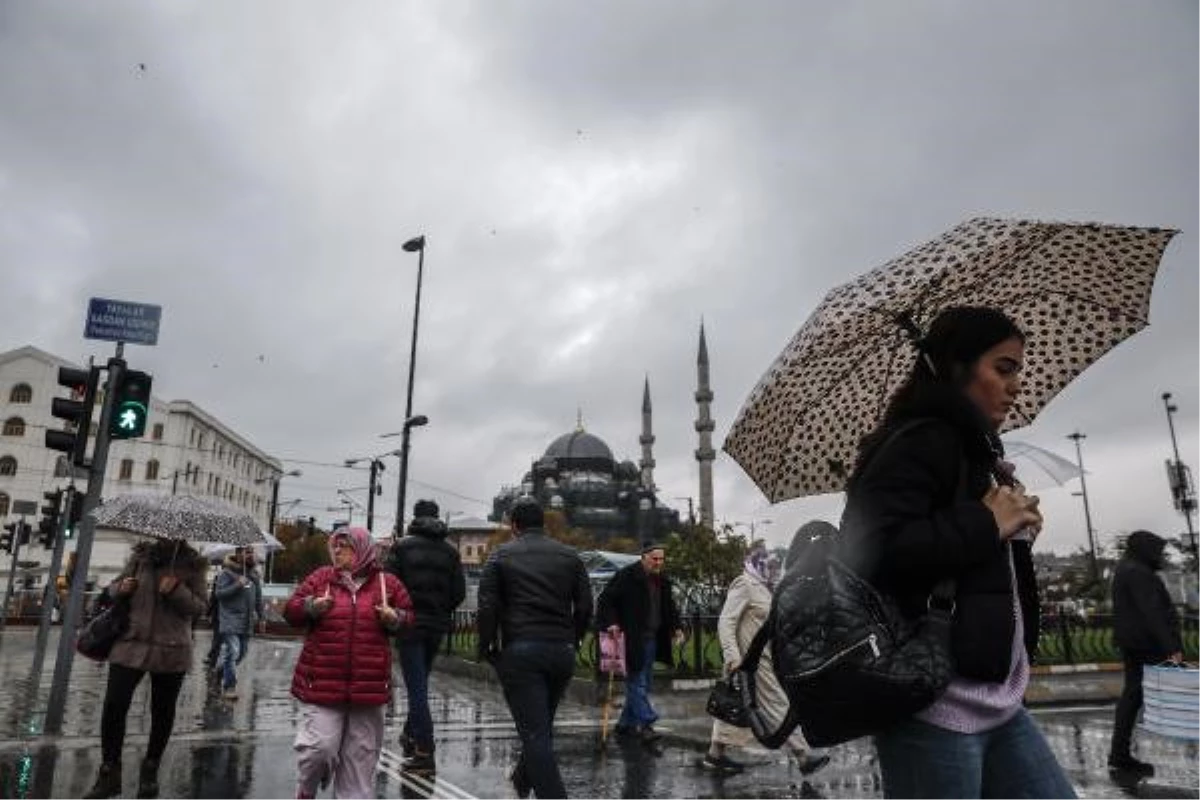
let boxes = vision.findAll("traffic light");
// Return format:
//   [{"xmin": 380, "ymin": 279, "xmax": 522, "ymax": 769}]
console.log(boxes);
[
  {"xmin": 17, "ymin": 523, "xmax": 29, "ymax": 545},
  {"xmin": 109, "ymin": 370, "xmax": 153, "ymax": 439},
  {"xmin": 45, "ymin": 366, "xmax": 100, "ymax": 467},
  {"xmin": 39, "ymin": 489, "xmax": 62, "ymax": 548},
  {"xmin": 0, "ymin": 523, "xmax": 14, "ymax": 554},
  {"xmin": 66, "ymin": 493, "xmax": 83, "ymax": 539}
]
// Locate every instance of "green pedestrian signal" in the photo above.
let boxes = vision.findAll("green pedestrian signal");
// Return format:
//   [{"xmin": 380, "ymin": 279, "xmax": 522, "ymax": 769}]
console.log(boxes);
[{"xmin": 109, "ymin": 369, "xmax": 153, "ymax": 439}]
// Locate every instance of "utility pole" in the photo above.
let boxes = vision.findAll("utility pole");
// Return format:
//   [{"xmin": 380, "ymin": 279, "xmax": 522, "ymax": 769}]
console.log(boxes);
[
  {"xmin": 1067, "ymin": 431, "xmax": 1099, "ymax": 582},
  {"xmin": 1162, "ymin": 392, "xmax": 1197, "ymax": 562},
  {"xmin": 44, "ymin": 350, "xmax": 123, "ymax": 734},
  {"xmin": 367, "ymin": 459, "xmax": 381, "ymax": 533}
]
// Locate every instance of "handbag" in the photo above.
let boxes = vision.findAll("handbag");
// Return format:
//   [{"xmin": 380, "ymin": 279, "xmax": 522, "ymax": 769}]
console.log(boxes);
[
  {"xmin": 706, "ymin": 672, "xmax": 750, "ymax": 727},
  {"xmin": 736, "ymin": 418, "xmax": 964, "ymax": 748},
  {"xmin": 76, "ymin": 602, "xmax": 131, "ymax": 662}
]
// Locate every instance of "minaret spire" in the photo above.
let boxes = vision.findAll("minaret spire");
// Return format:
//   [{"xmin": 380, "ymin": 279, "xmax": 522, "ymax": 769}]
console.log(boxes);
[
  {"xmin": 695, "ymin": 320, "xmax": 715, "ymax": 528},
  {"xmin": 639, "ymin": 376, "xmax": 656, "ymax": 491}
]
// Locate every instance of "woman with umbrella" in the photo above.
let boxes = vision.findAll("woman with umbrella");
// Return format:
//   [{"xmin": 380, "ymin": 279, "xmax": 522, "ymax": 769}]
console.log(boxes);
[
  {"xmin": 840, "ymin": 306, "xmax": 1074, "ymax": 798},
  {"xmin": 285, "ymin": 526, "xmax": 413, "ymax": 799},
  {"xmin": 83, "ymin": 538, "xmax": 209, "ymax": 799}
]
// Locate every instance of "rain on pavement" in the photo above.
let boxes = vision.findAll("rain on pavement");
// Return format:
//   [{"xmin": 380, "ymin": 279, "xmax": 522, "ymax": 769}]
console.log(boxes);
[{"xmin": 0, "ymin": 628, "xmax": 1194, "ymax": 799}]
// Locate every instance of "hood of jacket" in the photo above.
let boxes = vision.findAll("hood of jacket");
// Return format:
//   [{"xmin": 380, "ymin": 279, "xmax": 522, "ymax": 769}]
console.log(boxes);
[
  {"xmin": 131, "ymin": 539, "xmax": 204, "ymax": 571},
  {"xmin": 222, "ymin": 553, "xmax": 250, "ymax": 574},
  {"xmin": 408, "ymin": 516, "xmax": 449, "ymax": 541},
  {"xmin": 1124, "ymin": 530, "xmax": 1167, "ymax": 571}
]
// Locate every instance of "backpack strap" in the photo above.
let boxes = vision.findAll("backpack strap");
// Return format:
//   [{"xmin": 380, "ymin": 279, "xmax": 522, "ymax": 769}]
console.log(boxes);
[{"xmin": 736, "ymin": 607, "xmax": 803, "ymax": 748}]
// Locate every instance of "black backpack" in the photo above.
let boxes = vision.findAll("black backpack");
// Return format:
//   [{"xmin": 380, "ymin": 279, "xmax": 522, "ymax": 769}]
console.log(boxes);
[{"xmin": 737, "ymin": 419, "xmax": 964, "ymax": 748}]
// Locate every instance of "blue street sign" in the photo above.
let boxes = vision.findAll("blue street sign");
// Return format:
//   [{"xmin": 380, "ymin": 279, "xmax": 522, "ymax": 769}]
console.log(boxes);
[{"xmin": 84, "ymin": 298, "xmax": 162, "ymax": 345}]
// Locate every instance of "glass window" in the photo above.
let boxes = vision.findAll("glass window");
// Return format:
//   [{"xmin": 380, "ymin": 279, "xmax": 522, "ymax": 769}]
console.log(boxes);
[
  {"xmin": 0, "ymin": 492, "xmax": 9, "ymax": 516},
  {"xmin": 118, "ymin": 459, "xmax": 133, "ymax": 480},
  {"xmin": 152, "ymin": 423, "xmax": 164, "ymax": 441},
  {"xmin": 54, "ymin": 457, "xmax": 69, "ymax": 478},
  {"xmin": 146, "ymin": 460, "xmax": 159, "ymax": 481},
  {"xmin": 2, "ymin": 417, "xmax": 25, "ymax": 437},
  {"xmin": 0, "ymin": 456, "xmax": 16, "ymax": 476},
  {"xmin": 8, "ymin": 384, "xmax": 31, "ymax": 404}
]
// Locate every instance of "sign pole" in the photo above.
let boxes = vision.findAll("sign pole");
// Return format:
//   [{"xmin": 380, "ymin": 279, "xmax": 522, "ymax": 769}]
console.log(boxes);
[{"xmin": 43, "ymin": 345, "xmax": 123, "ymax": 734}]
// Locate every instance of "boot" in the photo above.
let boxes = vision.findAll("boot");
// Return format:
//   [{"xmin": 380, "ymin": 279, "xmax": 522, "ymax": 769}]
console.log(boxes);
[
  {"xmin": 136, "ymin": 758, "xmax": 160, "ymax": 798},
  {"xmin": 83, "ymin": 763, "xmax": 122, "ymax": 799},
  {"xmin": 1108, "ymin": 752, "xmax": 1155, "ymax": 777}
]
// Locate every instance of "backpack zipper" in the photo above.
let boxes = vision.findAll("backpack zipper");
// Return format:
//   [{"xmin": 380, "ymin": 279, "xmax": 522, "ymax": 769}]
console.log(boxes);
[{"xmin": 786, "ymin": 631, "xmax": 880, "ymax": 680}]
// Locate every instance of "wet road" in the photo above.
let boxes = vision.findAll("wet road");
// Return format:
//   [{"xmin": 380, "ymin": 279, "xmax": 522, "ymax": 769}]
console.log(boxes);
[{"xmin": 0, "ymin": 628, "xmax": 1194, "ymax": 798}]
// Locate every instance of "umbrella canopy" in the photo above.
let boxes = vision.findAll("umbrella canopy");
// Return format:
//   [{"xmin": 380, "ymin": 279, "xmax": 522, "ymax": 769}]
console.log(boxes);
[
  {"xmin": 90, "ymin": 493, "xmax": 265, "ymax": 546},
  {"xmin": 1000, "ymin": 439, "xmax": 1084, "ymax": 491},
  {"xmin": 724, "ymin": 217, "xmax": 1177, "ymax": 501}
]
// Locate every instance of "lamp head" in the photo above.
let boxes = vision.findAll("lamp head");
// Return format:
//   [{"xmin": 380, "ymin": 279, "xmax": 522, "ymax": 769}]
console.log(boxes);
[
  {"xmin": 405, "ymin": 414, "xmax": 429, "ymax": 429},
  {"xmin": 403, "ymin": 235, "xmax": 426, "ymax": 253}
]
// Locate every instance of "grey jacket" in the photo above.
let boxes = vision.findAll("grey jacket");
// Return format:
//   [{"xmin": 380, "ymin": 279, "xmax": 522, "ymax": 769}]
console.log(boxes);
[{"xmin": 214, "ymin": 556, "xmax": 263, "ymax": 635}]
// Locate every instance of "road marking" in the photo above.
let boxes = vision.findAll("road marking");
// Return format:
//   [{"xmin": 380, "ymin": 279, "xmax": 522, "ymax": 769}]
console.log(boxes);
[{"xmin": 377, "ymin": 748, "xmax": 476, "ymax": 799}]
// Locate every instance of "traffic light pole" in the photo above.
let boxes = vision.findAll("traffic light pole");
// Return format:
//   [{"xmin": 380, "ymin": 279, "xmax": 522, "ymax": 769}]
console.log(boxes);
[
  {"xmin": 44, "ymin": 351, "xmax": 123, "ymax": 735},
  {"xmin": 367, "ymin": 459, "xmax": 380, "ymax": 533},
  {"xmin": 31, "ymin": 486, "xmax": 75, "ymax": 680},
  {"xmin": 0, "ymin": 519, "xmax": 27, "ymax": 638}
]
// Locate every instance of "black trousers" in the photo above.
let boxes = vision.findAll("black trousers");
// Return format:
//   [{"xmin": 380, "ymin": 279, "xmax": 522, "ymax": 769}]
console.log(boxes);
[
  {"xmin": 497, "ymin": 640, "xmax": 576, "ymax": 799},
  {"xmin": 1111, "ymin": 655, "xmax": 1144, "ymax": 759},
  {"xmin": 100, "ymin": 663, "xmax": 186, "ymax": 766}
]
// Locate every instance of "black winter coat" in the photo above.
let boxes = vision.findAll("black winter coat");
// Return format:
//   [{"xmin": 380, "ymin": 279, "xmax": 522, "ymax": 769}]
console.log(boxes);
[
  {"xmin": 840, "ymin": 385, "xmax": 1040, "ymax": 683},
  {"xmin": 596, "ymin": 561, "xmax": 681, "ymax": 673},
  {"xmin": 476, "ymin": 530, "xmax": 593, "ymax": 657},
  {"xmin": 1112, "ymin": 531, "xmax": 1181, "ymax": 662},
  {"xmin": 385, "ymin": 516, "xmax": 466, "ymax": 636}
]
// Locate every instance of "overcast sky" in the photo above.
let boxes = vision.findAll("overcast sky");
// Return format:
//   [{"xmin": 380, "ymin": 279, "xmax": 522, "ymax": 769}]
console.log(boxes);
[{"xmin": 2, "ymin": 1, "xmax": 1196, "ymax": 557}]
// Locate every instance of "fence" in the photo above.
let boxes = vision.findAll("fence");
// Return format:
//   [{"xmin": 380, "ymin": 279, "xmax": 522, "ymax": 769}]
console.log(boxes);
[{"xmin": 444, "ymin": 609, "xmax": 1200, "ymax": 678}]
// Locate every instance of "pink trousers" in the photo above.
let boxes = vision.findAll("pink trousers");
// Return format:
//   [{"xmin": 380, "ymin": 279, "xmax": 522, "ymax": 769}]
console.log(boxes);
[{"xmin": 294, "ymin": 701, "xmax": 385, "ymax": 799}]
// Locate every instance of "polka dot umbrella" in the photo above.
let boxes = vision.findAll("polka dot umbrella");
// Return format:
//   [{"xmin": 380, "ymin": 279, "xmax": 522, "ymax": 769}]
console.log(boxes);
[
  {"xmin": 90, "ymin": 492, "xmax": 267, "ymax": 546},
  {"xmin": 723, "ymin": 217, "xmax": 1178, "ymax": 502}
]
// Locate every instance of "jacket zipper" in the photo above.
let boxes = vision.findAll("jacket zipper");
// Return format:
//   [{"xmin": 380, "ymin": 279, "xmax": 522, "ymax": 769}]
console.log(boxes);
[
  {"xmin": 346, "ymin": 586, "xmax": 357, "ymax": 703},
  {"xmin": 786, "ymin": 632, "xmax": 880, "ymax": 680}
]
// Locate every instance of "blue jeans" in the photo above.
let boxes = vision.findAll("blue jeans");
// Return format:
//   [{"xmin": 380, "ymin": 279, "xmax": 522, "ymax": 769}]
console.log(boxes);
[
  {"xmin": 874, "ymin": 709, "xmax": 1076, "ymax": 798},
  {"xmin": 218, "ymin": 633, "xmax": 247, "ymax": 690},
  {"xmin": 398, "ymin": 631, "xmax": 442, "ymax": 752},
  {"xmin": 496, "ymin": 639, "xmax": 576, "ymax": 799},
  {"xmin": 618, "ymin": 638, "xmax": 658, "ymax": 730}
]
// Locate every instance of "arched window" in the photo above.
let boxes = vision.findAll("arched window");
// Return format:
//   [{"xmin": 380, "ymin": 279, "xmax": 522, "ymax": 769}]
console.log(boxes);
[
  {"xmin": 152, "ymin": 423, "xmax": 164, "ymax": 441},
  {"xmin": 0, "ymin": 457, "xmax": 16, "ymax": 476},
  {"xmin": 8, "ymin": 384, "xmax": 31, "ymax": 404},
  {"xmin": 145, "ymin": 460, "xmax": 159, "ymax": 481},
  {"xmin": 0, "ymin": 492, "xmax": 9, "ymax": 516},
  {"xmin": 2, "ymin": 417, "xmax": 25, "ymax": 437},
  {"xmin": 118, "ymin": 459, "xmax": 133, "ymax": 481},
  {"xmin": 54, "ymin": 456, "xmax": 70, "ymax": 478}
]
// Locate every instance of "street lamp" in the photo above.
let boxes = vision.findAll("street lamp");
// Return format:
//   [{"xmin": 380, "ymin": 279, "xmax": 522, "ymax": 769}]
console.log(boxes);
[
  {"xmin": 396, "ymin": 232, "xmax": 429, "ymax": 538},
  {"xmin": 1162, "ymin": 392, "xmax": 1197, "ymax": 562},
  {"xmin": 1067, "ymin": 432, "xmax": 1099, "ymax": 582},
  {"xmin": 392, "ymin": 414, "xmax": 429, "ymax": 537}
]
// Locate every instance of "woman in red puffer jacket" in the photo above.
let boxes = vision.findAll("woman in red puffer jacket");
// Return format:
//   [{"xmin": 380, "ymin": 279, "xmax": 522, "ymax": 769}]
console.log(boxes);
[{"xmin": 285, "ymin": 527, "xmax": 412, "ymax": 799}]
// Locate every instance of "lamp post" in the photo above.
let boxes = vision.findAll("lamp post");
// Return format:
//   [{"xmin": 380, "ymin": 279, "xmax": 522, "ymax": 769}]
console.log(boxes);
[
  {"xmin": 396, "ymin": 233, "xmax": 428, "ymax": 538},
  {"xmin": 261, "ymin": 469, "xmax": 301, "ymax": 584},
  {"xmin": 1162, "ymin": 392, "xmax": 1197, "ymax": 561},
  {"xmin": 1067, "ymin": 432, "xmax": 1099, "ymax": 581}
]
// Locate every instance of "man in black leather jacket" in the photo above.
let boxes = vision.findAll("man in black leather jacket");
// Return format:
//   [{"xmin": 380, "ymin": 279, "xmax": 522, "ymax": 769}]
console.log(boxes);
[
  {"xmin": 385, "ymin": 499, "xmax": 466, "ymax": 771},
  {"xmin": 477, "ymin": 497, "xmax": 592, "ymax": 798},
  {"xmin": 1109, "ymin": 529, "xmax": 1183, "ymax": 777}
]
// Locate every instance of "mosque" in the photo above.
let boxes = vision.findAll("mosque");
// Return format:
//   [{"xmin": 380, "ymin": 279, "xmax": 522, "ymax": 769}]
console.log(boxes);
[{"xmin": 490, "ymin": 324, "xmax": 717, "ymax": 545}]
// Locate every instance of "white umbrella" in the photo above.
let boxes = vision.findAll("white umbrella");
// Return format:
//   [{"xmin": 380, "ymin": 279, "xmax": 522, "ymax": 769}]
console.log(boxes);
[
  {"xmin": 90, "ymin": 493, "xmax": 264, "ymax": 546},
  {"xmin": 1001, "ymin": 439, "xmax": 1084, "ymax": 491}
]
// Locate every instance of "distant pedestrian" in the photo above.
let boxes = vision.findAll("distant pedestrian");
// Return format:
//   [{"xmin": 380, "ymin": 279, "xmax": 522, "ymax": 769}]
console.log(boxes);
[
  {"xmin": 842, "ymin": 306, "xmax": 1074, "ymax": 798},
  {"xmin": 596, "ymin": 542, "xmax": 683, "ymax": 754},
  {"xmin": 703, "ymin": 540, "xmax": 829, "ymax": 777},
  {"xmin": 83, "ymin": 539, "xmax": 208, "ymax": 800},
  {"xmin": 1109, "ymin": 529, "xmax": 1183, "ymax": 777},
  {"xmin": 478, "ymin": 497, "xmax": 593, "ymax": 798},
  {"xmin": 285, "ymin": 527, "xmax": 413, "ymax": 799},
  {"xmin": 385, "ymin": 499, "xmax": 467, "ymax": 771},
  {"xmin": 213, "ymin": 547, "xmax": 263, "ymax": 700}
]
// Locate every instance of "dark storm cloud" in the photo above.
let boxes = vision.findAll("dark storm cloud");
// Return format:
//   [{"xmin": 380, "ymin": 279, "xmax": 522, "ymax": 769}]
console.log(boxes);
[{"xmin": 1, "ymin": 1, "xmax": 1194, "ymax": 549}]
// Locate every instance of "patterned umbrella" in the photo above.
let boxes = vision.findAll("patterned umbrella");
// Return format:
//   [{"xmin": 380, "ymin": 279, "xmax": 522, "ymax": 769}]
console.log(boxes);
[
  {"xmin": 90, "ymin": 493, "xmax": 265, "ymax": 546},
  {"xmin": 724, "ymin": 217, "xmax": 1177, "ymax": 501},
  {"xmin": 1001, "ymin": 439, "xmax": 1084, "ymax": 491}
]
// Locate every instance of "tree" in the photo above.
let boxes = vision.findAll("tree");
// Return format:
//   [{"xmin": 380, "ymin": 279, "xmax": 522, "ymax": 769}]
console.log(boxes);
[
  {"xmin": 664, "ymin": 524, "xmax": 749, "ymax": 613},
  {"xmin": 271, "ymin": 519, "xmax": 332, "ymax": 584}
]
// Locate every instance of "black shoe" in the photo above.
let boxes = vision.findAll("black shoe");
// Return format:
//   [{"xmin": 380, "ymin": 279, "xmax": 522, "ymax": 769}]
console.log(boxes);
[
  {"xmin": 640, "ymin": 725, "xmax": 662, "ymax": 742},
  {"xmin": 400, "ymin": 732, "xmax": 416, "ymax": 758},
  {"xmin": 136, "ymin": 758, "xmax": 160, "ymax": 798},
  {"xmin": 1108, "ymin": 753, "xmax": 1155, "ymax": 777},
  {"xmin": 83, "ymin": 763, "xmax": 122, "ymax": 799},
  {"xmin": 508, "ymin": 761, "xmax": 532, "ymax": 798},
  {"xmin": 699, "ymin": 753, "xmax": 744, "ymax": 775},
  {"xmin": 614, "ymin": 724, "xmax": 636, "ymax": 739},
  {"xmin": 402, "ymin": 751, "xmax": 435, "ymax": 773}
]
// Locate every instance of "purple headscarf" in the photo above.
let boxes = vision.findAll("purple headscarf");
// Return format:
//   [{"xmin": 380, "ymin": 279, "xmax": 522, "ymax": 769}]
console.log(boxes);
[
  {"xmin": 328, "ymin": 527, "xmax": 379, "ymax": 577},
  {"xmin": 744, "ymin": 544, "xmax": 771, "ymax": 586}
]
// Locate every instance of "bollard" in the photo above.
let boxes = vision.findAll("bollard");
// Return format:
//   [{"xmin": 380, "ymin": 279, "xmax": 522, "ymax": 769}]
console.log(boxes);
[{"xmin": 691, "ymin": 611, "xmax": 702, "ymax": 676}]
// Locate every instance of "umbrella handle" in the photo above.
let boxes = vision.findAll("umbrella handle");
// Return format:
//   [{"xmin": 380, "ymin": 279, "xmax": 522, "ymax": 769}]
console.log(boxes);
[{"xmin": 379, "ymin": 572, "xmax": 387, "ymax": 607}]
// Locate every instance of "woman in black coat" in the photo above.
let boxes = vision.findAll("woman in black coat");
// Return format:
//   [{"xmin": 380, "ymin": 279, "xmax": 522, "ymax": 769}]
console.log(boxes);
[{"xmin": 842, "ymin": 306, "xmax": 1074, "ymax": 799}]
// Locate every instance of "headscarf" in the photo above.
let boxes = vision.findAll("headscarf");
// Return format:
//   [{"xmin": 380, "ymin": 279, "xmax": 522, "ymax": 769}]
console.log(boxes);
[
  {"xmin": 328, "ymin": 527, "xmax": 378, "ymax": 577},
  {"xmin": 743, "ymin": 544, "xmax": 771, "ymax": 586}
]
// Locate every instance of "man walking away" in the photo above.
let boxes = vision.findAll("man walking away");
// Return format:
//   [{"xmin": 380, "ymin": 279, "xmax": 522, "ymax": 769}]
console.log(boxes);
[
  {"xmin": 596, "ymin": 543, "xmax": 683, "ymax": 755},
  {"xmin": 385, "ymin": 499, "xmax": 466, "ymax": 771},
  {"xmin": 1109, "ymin": 529, "xmax": 1183, "ymax": 778},
  {"xmin": 213, "ymin": 548, "xmax": 261, "ymax": 700},
  {"xmin": 478, "ymin": 497, "xmax": 593, "ymax": 798}
]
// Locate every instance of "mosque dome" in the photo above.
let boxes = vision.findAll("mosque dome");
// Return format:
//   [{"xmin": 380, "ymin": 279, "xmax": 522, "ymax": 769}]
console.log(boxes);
[{"xmin": 543, "ymin": 429, "xmax": 615, "ymax": 464}]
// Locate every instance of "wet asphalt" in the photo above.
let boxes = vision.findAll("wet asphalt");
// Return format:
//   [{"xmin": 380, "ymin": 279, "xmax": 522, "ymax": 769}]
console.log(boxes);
[{"xmin": 0, "ymin": 628, "xmax": 1194, "ymax": 799}]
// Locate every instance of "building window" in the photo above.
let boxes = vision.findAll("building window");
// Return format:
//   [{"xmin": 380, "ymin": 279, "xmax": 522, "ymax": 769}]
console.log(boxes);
[
  {"xmin": 146, "ymin": 460, "xmax": 159, "ymax": 481},
  {"xmin": 8, "ymin": 384, "xmax": 31, "ymax": 404},
  {"xmin": 0, "ymin": 492, "xmax": 8, "ymax": 516},
  {"xmin": 2, "ymin": 417, "xmax": 25, "ymax": 437},
  {"xmin": 0, "ymin": 456, "xmax": 16, "ymax": 476},
  {"xmin": 152, "ymin": 423, "xmax": 164, "ymax": 441},
  {"xmin": 54, "ymin": 456, "xmax": 69, "ymax": 478},
  {"xmin": 119, "ymin": 459, "xmax": 133, "ymax": 480}
]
